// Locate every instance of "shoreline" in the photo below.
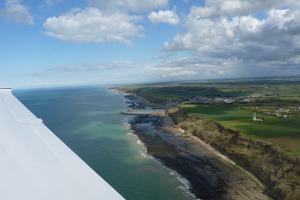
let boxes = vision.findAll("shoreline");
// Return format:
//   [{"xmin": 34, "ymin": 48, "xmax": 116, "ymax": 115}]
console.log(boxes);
[
  {"xmin": 129, "ymin": 115, "xmax": 270, "ymax": 200},
  {"xmin": 118, "ymin": 89, "xmax": 271, "ymax": 199},
  {"xmin": 115, "ymin": 85, "xmax": 300, "ymax": 200},
  {"xmin": 125, "ymin": 123, "xmax": 199, "ymax": 200}
]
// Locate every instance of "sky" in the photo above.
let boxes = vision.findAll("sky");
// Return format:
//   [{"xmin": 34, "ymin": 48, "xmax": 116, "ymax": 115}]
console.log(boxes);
[{"xmin": 1, "ymin": 0, "xmax": 300, "ymax": 88}]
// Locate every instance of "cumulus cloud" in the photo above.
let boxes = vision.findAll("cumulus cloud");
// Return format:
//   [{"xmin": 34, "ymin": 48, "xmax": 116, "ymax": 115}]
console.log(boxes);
[
  {"xmin": 44, "ymin": 8, "xmax": 143, "ymax": 45},
  {"xmin": 158, "ymin": 58, "xmax": 230, "ymax": 77},
  {"xmin": 44, "ymin": 0, "xmax": 169, "ymax": 44},
  {"xmin": 88, "ymin": 0, "xmax": 168, "ymax": 12},
  {"xmin": 0, "ymin": 0, "xmax": 34, "ymax": 25},
  {"xmin": 150, "ymin": 55, "xmax": 299, "ymax": 81},
  {"xmin": 148, "ymin": 10, "xmax": 180, "ymax": 25},
  {"xmin": 194, "ymin": 0, "xmax": 289, "ymax": 17},
  {"xmin": 45, "ymin": 0, "xmax": 62, "ymax": 7},
  {"xmin": 163, "ymin": 0, "xmax": 300, "ymax": 77}
]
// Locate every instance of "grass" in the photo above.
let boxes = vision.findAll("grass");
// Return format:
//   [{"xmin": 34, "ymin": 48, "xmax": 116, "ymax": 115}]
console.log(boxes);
[
  {"xmin": 119, "ymin": 79, "xmax": 300, "ymax": 105},
  {"xmin": 118, "ymin": 78, "xmax": 300, "ymax": 155},
  {"xmin": 182, "ymin": 104, "xmax": 300, "ymax": 155}
]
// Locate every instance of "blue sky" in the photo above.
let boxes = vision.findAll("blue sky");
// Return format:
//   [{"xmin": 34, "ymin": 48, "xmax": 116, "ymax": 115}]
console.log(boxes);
[{"xmin": 1, "ymin": 0, "xmax": 300, "ymax": 88}]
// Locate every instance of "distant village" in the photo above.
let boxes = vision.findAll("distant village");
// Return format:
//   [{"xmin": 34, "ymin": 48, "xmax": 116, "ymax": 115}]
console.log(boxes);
[
  {"xmin": 242, "ymin": 105, "xmax": 300, "ymax": 119},
  {"xmin": 164, "ymin": 95, "xmax": 260, "ymax": 108},
  {"xmin": 124, "ymin": 93, "xmax": 299, "ymax": 119}
]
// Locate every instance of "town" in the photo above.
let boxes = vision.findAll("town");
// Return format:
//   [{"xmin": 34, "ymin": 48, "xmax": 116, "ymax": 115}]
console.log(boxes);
[{"xmin": 164, "ymin": 95, "xmax": 260, "ymax": 108}]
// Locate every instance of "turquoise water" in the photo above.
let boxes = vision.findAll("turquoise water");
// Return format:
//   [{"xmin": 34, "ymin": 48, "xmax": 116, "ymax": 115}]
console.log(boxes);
[{"xmin": 15, "ymin": 86, "xmax": 192, "ymax": 200}]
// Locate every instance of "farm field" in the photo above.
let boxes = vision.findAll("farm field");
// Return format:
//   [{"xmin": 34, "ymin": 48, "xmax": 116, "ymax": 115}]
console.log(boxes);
[
  {"xmin": 118, "ymin": 78, "xmax": 300, "ymax": 156},
  {"xmin": 119, "ymin": 78, "xmax": 300, "ymax": 105},
  {"xmin": 182, "ymin": 104, "xmax": 300, "ymax": 156}
]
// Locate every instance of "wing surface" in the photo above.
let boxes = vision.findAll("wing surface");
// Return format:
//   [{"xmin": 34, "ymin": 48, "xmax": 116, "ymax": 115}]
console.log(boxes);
[{"xmin": 0, "ymin": 88, "xmax": 124, "ymax": 200}]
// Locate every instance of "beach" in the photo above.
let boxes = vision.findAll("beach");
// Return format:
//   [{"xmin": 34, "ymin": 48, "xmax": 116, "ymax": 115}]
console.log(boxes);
[
  {"xmin": 129, "ymin": 114, "xmax": 270, "ymax": 200},
  {"xmin": 119, "ymin": 91, "xmax": 272, "ymax": 200}
]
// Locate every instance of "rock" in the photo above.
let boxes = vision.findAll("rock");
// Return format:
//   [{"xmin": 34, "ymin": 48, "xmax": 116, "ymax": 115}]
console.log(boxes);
[
  {"xmin": 167, "ymin": 107, "xmax": 300, "ymax": 200},
  {"xmin": 130, "ymin": 114, "xmax": 270, "ymax": 200}
]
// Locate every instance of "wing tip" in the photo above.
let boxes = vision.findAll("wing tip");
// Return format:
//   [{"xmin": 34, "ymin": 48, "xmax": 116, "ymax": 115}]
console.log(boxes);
[
  {"xmin": 0, "ymin": 88, "xmax": 12, "ymax": 96},
  {"xmin": 0, "ymin": 87, "xmax": 12, "ymax": 90}
]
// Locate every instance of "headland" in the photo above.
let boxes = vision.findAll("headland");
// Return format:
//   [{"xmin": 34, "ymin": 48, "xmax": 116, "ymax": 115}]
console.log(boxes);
[{"xmin": 115, "ymin": 78, "xmax": 300, "ymax": 200}]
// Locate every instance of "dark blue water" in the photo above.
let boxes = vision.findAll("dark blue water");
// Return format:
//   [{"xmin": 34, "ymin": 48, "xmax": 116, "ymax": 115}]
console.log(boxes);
[{"xmin": 15, "ymin": 86, "xmax": 192, "ymax": 200}]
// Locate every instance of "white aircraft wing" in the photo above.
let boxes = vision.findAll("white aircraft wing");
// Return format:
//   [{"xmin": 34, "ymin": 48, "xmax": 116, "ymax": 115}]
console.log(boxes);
[{"xmin": 0, "ymin": 88, "xmax": 124, "ymax": 200}]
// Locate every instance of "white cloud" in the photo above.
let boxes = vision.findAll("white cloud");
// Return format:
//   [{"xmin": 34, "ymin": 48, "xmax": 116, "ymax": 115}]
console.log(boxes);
[
  {"xmin": 44, "ymin": 8, "xmax": 143, "ymax": 45},
  {"xmin": 195, "ymin": 0, "xmax": 289, "ymax": 17},
  {"xmin": 162, "ymin": 70, "xmax": 197, "ymax": 77},
  {"xmin": 45, "ymin": 0, "xmax": 62, "ymax": 7},
  {"xmin": 163, "ymin": 0, "xmax": 300, "ymax": 78},
  {"xmin": 88, "ymin": 0, "xmax": 168, "ymax": 12},
  {"xmin": 46, "ymin": 61, "xmax": 155, "ymax": 84},
  {"xmin": 122, "ymin": 0, "xmax": 168, "ymax": 12},
  {"xmin": 0, "ymin": 0, "xmax": 34, "ymax": 25},
  {"xmin": 49, "ymin": 61, "xmax": 137, "ymax": 72},
  {"xmin": 148, "ymin": 10, "xmax": 180, "ymax": 25},
  {"xmin": 44, "ymin": 0, "xmax": 169, "ymax": 45},
  {"xmin": 147, "ymin": 66, "xmax": 183, "ymax": 71}
]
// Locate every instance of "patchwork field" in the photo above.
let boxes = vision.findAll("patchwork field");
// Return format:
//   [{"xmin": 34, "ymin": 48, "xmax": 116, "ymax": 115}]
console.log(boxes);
[
  {"xmin": 118, "ymin": 78, "xmax": 300, "ymax": 156},
  {"xmin": 182, "ymin": 104, "xmax": 300, "ymax": 156},
  {"xmin": 119, "ymin": 78, "xmax": 300, "ymax": 104}
]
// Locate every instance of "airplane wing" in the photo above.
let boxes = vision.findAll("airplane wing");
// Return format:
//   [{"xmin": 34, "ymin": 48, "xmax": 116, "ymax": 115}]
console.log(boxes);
[{"xmin": 0, "ymin": 88, "xmax": 124, "ymax": 200}]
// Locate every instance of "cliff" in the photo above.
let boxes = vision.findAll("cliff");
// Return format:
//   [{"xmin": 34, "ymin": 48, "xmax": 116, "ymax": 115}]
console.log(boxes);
[{"xmin": 167, "ymin": 107, "xmax": 300, "ymax": 200}]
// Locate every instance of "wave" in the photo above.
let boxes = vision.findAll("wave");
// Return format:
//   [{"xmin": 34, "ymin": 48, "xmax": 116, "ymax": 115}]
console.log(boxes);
[
  {"xmin": 171, "ymin": 171, "xmax": 201, "ymax": 200},
  {"xmin": 136, "ymin": 138, "xmax": 200, "ymax": 199},
  {"xmin": 136, "ymin": 139, "xmax": 144, "ymax": 146},
  {"xmin": 123, "ymin": 121, "xmax": 200, "ymax": 199},
  {"xmin": 123, "ymin": 122, "xmax": 131, "ymax": 129},
  {"xmin": 141, "ymin": 149, "xmax": 201, "ymax": 200},
  {"xmin": 126, "ymin": 131, "xmax": 135, "ymax": 136}
]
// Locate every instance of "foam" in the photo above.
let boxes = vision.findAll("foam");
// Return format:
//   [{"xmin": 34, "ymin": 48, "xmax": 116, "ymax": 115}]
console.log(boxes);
[
  {"xmin": 140, "ymin": 150, "xmax": 201, "ymax": 200},
  {"xmin": 123, "ymin": 121, "xmax": 201, "ymax": 199},
  {"xmin": 136, "ymin": 139, "xmax": 144, "ymax": 146}
]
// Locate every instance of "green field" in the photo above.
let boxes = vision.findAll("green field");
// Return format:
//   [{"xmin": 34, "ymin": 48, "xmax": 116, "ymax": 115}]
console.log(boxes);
[
  {"xmin": 118, "ymin": 78, "xmax": 300, "ymax": 155},
  {"xmin": 182, "ymin": 104, "xmax": 300, "ymax": 155},
  {"xmin": 119, "ymin": 78, "xmax": 300, "ymax": 104}
]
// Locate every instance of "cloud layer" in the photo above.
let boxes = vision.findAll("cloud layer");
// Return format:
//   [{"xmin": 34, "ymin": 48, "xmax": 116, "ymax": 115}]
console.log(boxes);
[
  {"xmin": 163, "ymin": 0, "xmax": 300, "ymax": 78},
  {"xmin": 3, "ymin": 0, "xmax": 300, "ymax": 87},
  {"xmin": 43, "ymin": 0, "xmax": 300, "ymax": 81}
]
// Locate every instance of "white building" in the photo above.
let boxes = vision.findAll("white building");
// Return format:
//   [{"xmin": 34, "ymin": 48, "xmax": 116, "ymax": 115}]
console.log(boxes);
[{"xmin": 253, "ymin": 113, "xmax": 263, "ymax": 121}]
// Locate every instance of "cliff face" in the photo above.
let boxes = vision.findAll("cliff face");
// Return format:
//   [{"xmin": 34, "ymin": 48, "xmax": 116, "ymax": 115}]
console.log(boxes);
[{"xmin": 167, "ymin": 107, "xmax": 300, "ymax": 200}]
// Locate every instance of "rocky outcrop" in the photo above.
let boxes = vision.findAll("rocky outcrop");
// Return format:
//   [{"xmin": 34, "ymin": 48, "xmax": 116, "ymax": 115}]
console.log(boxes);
[
  {"xmin": 167, "ymin": 107, "xmax": 300, "ymax": 200},
  {"xmin": 131, "ymin": 115, "xmax": 270, "ymax": 200}
]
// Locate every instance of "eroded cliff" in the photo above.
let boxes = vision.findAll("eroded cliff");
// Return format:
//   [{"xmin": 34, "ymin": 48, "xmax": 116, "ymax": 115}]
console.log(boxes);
[{"xmin": 167, "ymin": 107, "xmax": 300, "ymax": 200}]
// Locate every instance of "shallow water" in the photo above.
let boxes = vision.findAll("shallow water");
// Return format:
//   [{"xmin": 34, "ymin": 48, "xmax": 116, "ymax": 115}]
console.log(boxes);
[{"xmin": 15, "ymin": 86, "xmax": 192, "ymax": 200}]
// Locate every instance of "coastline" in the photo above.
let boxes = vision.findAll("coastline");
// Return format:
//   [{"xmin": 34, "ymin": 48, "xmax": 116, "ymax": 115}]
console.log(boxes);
[
  {"xmin": 125, "ymin": 126, "xmax": 198, "ymax": 200},
  {"xmin": 129, "ymin": 115, "xmax": 270, "ymax": 200},
  {"xmin": 118, "ymin": 89, "xmax": 271, "ymax": 199}
]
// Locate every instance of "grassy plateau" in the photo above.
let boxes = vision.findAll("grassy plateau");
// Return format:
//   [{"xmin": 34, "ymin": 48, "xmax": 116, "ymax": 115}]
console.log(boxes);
[{"xmin": 118, "ymin": 77, "xmax": 300, "ymax": 156}]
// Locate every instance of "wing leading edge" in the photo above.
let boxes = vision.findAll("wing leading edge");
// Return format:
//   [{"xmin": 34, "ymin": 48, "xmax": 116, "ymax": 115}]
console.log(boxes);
[{"xmin": 0, "ymin": 88, "xmax": 124, "ymax": 200}]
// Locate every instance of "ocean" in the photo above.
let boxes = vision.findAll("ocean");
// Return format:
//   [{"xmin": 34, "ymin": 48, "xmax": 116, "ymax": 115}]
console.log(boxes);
[{"xmin": 14, "ymin": 86, "xmax": 192, "ymax": 200}]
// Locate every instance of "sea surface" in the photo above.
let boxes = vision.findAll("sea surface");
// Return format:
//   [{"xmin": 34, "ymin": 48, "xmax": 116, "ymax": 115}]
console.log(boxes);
[{"xmin": 15, "ymin": 86, "xmax": 192, "ymax": 200}]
